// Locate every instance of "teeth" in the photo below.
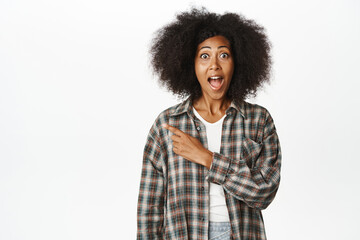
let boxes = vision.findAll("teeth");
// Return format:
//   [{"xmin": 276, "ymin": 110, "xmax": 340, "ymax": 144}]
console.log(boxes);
[{"xmin": 209, "ymin": 76, "xmax": 222, "ymax": 80}]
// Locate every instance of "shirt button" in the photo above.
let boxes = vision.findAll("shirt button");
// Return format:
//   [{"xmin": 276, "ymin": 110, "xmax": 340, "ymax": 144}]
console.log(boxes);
[
  {"xmin": 200, "ymin": 217, "xmax": 205, "ymax": 221},
  {"xmin": 197, "ymin": 126, "xmax": 201, "ymax": 131},
  {"xmin": 201, "ymin": 186, "xmax": 205, "ymax": 191}
]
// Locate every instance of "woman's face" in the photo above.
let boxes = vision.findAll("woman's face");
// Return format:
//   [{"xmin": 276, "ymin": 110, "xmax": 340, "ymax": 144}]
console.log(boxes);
[{"xmin": 194, "ymin": 35, "xmax": 234, "ymax": 101}]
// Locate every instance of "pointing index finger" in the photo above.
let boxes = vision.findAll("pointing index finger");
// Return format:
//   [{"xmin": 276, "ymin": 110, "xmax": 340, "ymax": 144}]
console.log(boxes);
[{"xmin": 162, "ymin": 123, "xmax": 184, "ymax": 136}]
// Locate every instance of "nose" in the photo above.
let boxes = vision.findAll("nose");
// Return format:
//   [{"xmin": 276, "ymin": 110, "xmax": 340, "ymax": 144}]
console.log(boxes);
[{"xmin": 209, "ymin": 57, "xmax": 221, "ymax": 70}]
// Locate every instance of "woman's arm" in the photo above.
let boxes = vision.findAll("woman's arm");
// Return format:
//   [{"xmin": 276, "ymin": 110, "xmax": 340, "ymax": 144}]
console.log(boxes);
[
  {"xmin": 163, "ymin": 112, "xmax": 281, "ymax": 210},
  {"xmin": 137, "ymin": 133, "xmax": 165, "ymax": 240},
  {"xmin": 207, "ymin": 115, "xmax": 281, "ymax": 210}
]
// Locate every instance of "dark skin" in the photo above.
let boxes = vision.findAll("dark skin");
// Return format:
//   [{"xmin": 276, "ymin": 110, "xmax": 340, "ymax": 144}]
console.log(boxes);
[{"xmin": 162, "ymin": 35, "xmax": 234, "ymax": 169}]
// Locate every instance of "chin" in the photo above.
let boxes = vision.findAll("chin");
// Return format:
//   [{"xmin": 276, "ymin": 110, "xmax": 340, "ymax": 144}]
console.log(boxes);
[{"xmin": 206, "ymin": 92, "xmax": 227, "ymax": 101}]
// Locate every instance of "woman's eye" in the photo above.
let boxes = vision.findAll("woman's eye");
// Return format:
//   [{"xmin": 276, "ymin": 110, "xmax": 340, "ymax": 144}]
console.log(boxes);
[
  {"xmin": 200, "ymin": 54, "xmax": 209, "ymax": 59},
  {"xmin": 220, "ymin": 53, "xmax": 229, "ymax": 58}
]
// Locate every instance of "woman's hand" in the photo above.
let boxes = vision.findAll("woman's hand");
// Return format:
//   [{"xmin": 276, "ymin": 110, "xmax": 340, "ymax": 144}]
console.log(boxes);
[{"xmin": 162, "ymin": 123, "xmax": 213, "ymax": 169}]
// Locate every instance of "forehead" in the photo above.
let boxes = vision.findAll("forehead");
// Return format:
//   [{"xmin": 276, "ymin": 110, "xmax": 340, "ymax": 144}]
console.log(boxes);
[{"xmin": 197, "ymin": 35, "xmax": 231, "ymax": 50}]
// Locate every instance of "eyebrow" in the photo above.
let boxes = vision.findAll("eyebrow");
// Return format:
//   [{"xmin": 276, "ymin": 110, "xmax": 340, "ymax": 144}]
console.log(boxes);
[{"xmin": 199, "ymin": 45, "xmax": 230, "ymax": 50}]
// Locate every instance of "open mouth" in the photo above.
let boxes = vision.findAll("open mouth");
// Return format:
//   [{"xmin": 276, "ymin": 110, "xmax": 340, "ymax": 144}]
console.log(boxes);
[{"xmin": 208, "ymin": 76, "xmax": 224, "ymax": 90}]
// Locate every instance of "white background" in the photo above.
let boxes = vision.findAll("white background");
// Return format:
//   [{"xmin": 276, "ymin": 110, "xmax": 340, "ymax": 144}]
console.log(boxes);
[{"xmin": 1, "ymin": 0, "xmax": 359, "ymax": 239}]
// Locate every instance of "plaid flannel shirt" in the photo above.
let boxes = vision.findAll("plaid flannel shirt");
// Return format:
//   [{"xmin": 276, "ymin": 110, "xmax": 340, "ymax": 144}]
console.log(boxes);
[{"xmin": 137, "ymin": 97, "xmax": 281, "ymax": 240}]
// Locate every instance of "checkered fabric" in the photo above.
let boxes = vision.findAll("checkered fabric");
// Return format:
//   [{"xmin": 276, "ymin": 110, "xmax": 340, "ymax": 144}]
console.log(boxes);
[{"xmin": 137, "ymin": 97, "xmax": 281, "ymax": 240}]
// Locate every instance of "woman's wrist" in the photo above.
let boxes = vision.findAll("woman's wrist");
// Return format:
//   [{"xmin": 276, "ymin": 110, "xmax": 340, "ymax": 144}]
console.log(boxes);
[{"xmin": 201, "ymin": 149, "xmax": 213, "ymax": 169}]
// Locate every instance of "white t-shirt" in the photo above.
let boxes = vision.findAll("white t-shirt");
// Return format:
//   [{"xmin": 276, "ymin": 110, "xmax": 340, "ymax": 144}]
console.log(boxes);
[{"xmin": 193, "ymin": 107, "xmax": 230, "ymax": 222}]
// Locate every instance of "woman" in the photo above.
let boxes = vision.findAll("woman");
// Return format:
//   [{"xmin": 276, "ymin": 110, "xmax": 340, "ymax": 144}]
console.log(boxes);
[{"xmin": 137, "ymin": 7, "xmax": 281, "ymax": 240}]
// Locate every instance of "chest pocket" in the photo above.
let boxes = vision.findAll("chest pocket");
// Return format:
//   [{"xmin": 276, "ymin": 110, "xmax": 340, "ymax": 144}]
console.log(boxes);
[{"xmin": 241, "ymin": 138, "xmax": 263, "ymax": 169}]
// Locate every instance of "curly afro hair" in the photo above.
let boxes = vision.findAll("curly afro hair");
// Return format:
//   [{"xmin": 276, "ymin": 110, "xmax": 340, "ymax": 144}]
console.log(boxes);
[{"xmin": 150, "ymin": 7, "xmax": 272, "ymax": 102}]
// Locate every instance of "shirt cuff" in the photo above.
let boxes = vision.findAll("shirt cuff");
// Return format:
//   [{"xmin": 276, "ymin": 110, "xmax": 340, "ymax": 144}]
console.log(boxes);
[{"xmin": 207, "ymin": 152, "xmax": 231, "ymax": 185}]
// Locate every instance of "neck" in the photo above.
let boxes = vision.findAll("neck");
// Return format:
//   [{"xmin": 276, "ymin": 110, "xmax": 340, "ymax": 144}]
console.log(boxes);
[{"xmin": 193, "ymin": 95, "xmax": 231, "ymax": 116}]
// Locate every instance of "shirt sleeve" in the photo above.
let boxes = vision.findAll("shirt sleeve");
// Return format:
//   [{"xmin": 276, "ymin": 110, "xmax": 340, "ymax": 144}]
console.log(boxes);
[
  {"xmin": 137, "ymin": 132, "xmax": 165, "ymax": 239},
  {"xmin": 206, "ymin": 111, "xmax": 281, "ymax": 210}
]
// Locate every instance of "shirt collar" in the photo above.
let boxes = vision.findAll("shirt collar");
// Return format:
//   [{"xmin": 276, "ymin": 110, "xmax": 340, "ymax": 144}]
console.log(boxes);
[{"xmin": 170, "ymin": 96, "xmax": 246, "ymax": 118}]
